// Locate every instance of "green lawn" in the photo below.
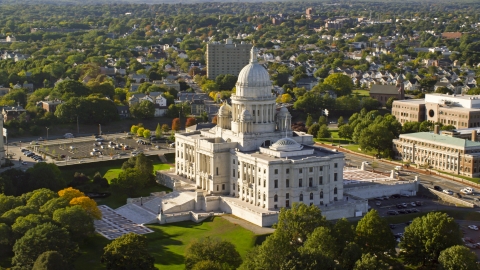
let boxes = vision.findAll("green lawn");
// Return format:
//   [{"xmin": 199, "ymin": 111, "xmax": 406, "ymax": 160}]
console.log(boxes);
[
  {"xmin": 95, "ymin": 184, "xmax": 172, "ymax": 209},
  {"xmin": 74, "ymin": 217, "xmax": 262, "ymax": 270},
  {"xmin": 353, "ymin": 89, "xmax": 370, "ymax": 97}
]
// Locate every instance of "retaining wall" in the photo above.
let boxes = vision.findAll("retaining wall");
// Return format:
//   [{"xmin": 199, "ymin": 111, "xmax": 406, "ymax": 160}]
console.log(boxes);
[{"xmin": 428, "ymin": 188, "xmax": 475, "ymax": 208}]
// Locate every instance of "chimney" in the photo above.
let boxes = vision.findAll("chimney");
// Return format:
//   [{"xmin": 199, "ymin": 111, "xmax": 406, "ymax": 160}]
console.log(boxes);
[
  {"xmin": 473, "ymin": 130, "xmax": 478, "ymax": 142},
  {"xmin": 434, "ymin": 125, "xmax": 440, "ymax": 135}
]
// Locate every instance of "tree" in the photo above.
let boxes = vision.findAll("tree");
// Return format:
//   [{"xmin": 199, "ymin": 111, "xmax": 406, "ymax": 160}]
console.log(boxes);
[
  {"xmin": 101, "ymin": 233, "xmax": 155, "ymax": 270},
  {"xmin": 337, "ymin": 116, "xmax": 345, "ymax": 127},
  {"xmin": 307, "ymin": 123, "xmax": 320, "ymax": 137},
  {"xmin": 318, "ymin": 116, "xmax": 327, "ymax": 126},
  {"xmin": 191, "ymin": 260, "xmax": 223, "ymax": 270},
  {"xmin": 354, "ymin": 253, "xmax": 389, "ymax": 270},
  {"xmin": 161, "ymin": 124, "xmax": 170, "ymax": 132},
  {"xmin": 317, "ymin": 125, "xmax": 331, "ymax": 139},
  {"xmin": 172, "ymin": 118, "xmax": 180, "ymax": 131},
  {"xmin": 12, "ymin": 214, "xmax": 52, "ymax": 239},
  {"xmin": 400, "ymin": 212, "xmax": 462, "ymax": 266},
  {"xmin": 130, "ymin": 100, "xmax": 155, "ymax": 119},
  {"xmin": 323, "ymin": 73, "xmax": 353, "ymax": 96},
  {"xmin": 155, "ymin": 123, "xmax": 163, "ymax": 139},
  {"xmin": 143, "ymin": 129, "xmax": 151, "ymax": 138},
  {"xmin": 12, "ymin": 223, "xmax": 78, "ymax": 269},
  {"xmin": 131, "ymin": 125, "xmax": 139, "ymax": 134},
  {"xmin": 69, "ymin": 196, "xmax": 102, "ymax": 219},
  {"xmin": 305, "ymin": 114, "xmax": 313, "ymax": 127},
  {"xmin": 385, "ymin": 97, "xmax": 397, "ymax": 110},
  {"xmin": 186, "ymin": 117, "xmax": 196, "ymax": 127},
  {"xmin": 26, "ymin": 188, "xmax": 57, "ymax": 208},
  {"xmin": 438, "ymin": 245, "xmax": 478, "ymax": 270},
  {"xmin": 355, "ymin": 210, "xmax": 395, "ymax": 255},
  {"xmin": 358, "ymin": 123, "xmax": 395, "ymax": 157},
  {"xmin": 280, "ymin": 93, "xmax": 292, "ymax": 103},
  {"xmin": 58, "ymin": 187, "xmax": 85, "ymax": 202},
  {"xmin": 185, "ymin": 237, "xmax": 242, "ymax": 270},
  {"xmin": 137, "ymin": 127, "xmax": 145, "ymax": 137},
  {"xmin": 32, "ymin": 251, "xmax": 67, "ymax": 270},
  {"xmin": 53, "ymin": 205, "xmax": 94, "ymax": 242},
  {"xmin": 22, "ymin": 163, "xmax": 66, "ymax": 194}
]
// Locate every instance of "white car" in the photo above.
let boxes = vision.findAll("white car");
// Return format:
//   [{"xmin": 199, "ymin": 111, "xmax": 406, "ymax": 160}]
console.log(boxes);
[
  {"xmin": 375, "ymin": 201, "xmax": 381, "ymax": 206},
  {"xmin": 461, "ymin": 187, "xmax": 474, "ymax": 195},
  {"xmin": 411, "ymin": 202, "xmax": 416, "ymax": 207},
  {"xmin": 468, "ymin": 225, "xmax": 479, "ymax": 231},
  {"xmin": 64, "ymin": 133, "xmax": 74, "ymax": 138},
  {"xmin": 443, "ymin": 189, "xmax": 453, "ymax": 195}
]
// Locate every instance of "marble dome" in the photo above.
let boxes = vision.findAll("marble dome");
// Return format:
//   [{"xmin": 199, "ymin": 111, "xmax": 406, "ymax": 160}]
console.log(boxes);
[
  {"xmin": 240, "ymin": 109, "xmax": 252, "ymax": 121},
  {"xmin": 218, "ymin": 103, "xmax": 231, "ymax": 116},
  {"xmin": 235, "ymin": 47, "xmax": 272, "ymax": 97},
  {"xmin": 270, "ymin": 137, "xmax": 303, "ymax": 152}
]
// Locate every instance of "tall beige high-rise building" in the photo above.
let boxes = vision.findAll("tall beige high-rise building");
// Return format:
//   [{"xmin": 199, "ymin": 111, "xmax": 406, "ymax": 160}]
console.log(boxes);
[{"xmin": 206, "ymin": 39, "xmax": 252, "ymax": 80}]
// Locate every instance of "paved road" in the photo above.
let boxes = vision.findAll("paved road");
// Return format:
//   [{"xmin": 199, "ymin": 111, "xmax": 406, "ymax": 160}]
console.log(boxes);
[{"xmin": 343, "ymin": 151, "xmax": 478, "ymax": 203}]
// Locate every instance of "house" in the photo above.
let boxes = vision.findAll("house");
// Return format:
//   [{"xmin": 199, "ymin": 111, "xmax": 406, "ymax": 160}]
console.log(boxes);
[
  {"xmin": 100, "ymin": 67, "xmax": 115, "ymax": 76},
  {"xmin": 296, "ymin": 77, "xmax": 318, "ymax": 91},
  {"xmin": 0, "ymin": 88, "xmax": 9, "ymax": 96},
  {"xmin": 6, "ymin": 36, "xmax": 16, "ymax": 42},
  {"xmin": 434, "ymin": 82, "xmax": 455, "ymax": 92},
  {"xmin": 115, "ymin": 68, "xmax": 126, "ymax": 75},
  {"xmin": 369, "ymin": 84, "xmax": 404, "ymax": 106},
  {"xmin": 404, "ymin": 79, "xmax": 419, "ymax": 91},
  {"xmin": 128, "ymin": 92, "xmax": 168, "ymax": 117},
  {"xmin": 189, "ymin": 99, "xmax": 205, "ymax": 115},
  {"xmin": 152, "ymin": 79, "xmax": 180, "ymax": 91},
  {"xmin": 2, "ymin": 106, "xmax": 29, "ymax": 122},
  {"xmin": 23, "ymin": 82, "xmax": 34, "ymax": 92},
  {"xmin": 128, "ymin": 74, "xmax": 147, "ymax": 83},
  {"xmin": 37, "ymin": 100, "xmax": 63, "ymax": 113},
  {"xmin": 130, "ymin": 83, "xmax": 141, "ymax": 92},
  {"xmin": 117, "ymin": 105, "xmax": 130, "ymax": 118}
]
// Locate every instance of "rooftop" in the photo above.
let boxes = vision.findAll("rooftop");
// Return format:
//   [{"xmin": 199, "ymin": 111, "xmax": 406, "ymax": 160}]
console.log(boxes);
[{"xmin": 400, "ymin": 132, "xmax": 480, "ymax": 149}]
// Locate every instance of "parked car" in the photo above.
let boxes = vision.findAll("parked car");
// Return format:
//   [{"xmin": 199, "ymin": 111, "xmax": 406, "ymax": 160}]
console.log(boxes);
[
  {"xmin": 411, "ymin": 208, "xmax": 420, "ymax": 213},
  {"xmin": 434, "ymin": 185, "xmax": 442, "ymax": 191},
  {"xmin": 375, "ymin": 201, "xmax": 381, "ymax": 206},
  {"xmin": 443, "ymin": 189, "xmax": 453, "ymax": 195},
  {"xmin": 387, "ymin": 210, "xmax": 398, "ymax": 215},
  {"xmin": 401, "ymin": 203, "xmax": 408, "ymax": 208},
  {"xmin": 415, "ymin": 201, "xmax": 423, "ymax": 206},
  {"xmin": 95, "ymin": 138, "xmax": 104, "ymax": 142},
  {"xmin": 398, "ymin": 209, "xmax": 407, "ymax": 214},
  {"xmin": 21, "ymin": 161, "xmax": 27, "ymax": 165},
  {"xmin": 64, "ymin": 133, "xmax": 74, "ymax": 138},
  {"xmin": 410, "ymin": 202, "xmax": 416, "ymax": 207},
  {"xmin": 461, "ymin": 187, "xmax": 474, "ymax": 195},
  {"xmin": 468, "ymin": 225, "xmax": 479, "ymax": 231},
  {"xmin": 38, "ymin": 137, "xmax": 44, "ymax": 141}
]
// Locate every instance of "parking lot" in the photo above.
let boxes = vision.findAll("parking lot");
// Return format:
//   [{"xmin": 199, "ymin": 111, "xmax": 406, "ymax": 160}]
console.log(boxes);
[
  {"xmin": 24, "ymin": 134, "xmax": 173, "ymax": 161},
  {"xmin": 368, "ymin": 194, "xmax": 480, "ymax": 258}
]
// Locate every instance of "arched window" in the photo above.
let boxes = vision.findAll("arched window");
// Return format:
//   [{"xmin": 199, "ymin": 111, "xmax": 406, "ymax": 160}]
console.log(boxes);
[
  {"xmin": 299, "ymin": 194, "xmax": 303, "ymax": 201},
  {"xmin": 334, "ymin": 187, "xmax": 338, "ymax": 195},
  {"xmin": 310, "ymin": 193, "xmax": 313, "ymax": 200},
  {"xmin": 320, "ymin": 191, "xmax": 324, "ymax": 199},
  {"xmin": 274, "ymin": 194, "xmax": 278, "ymax": 202}
]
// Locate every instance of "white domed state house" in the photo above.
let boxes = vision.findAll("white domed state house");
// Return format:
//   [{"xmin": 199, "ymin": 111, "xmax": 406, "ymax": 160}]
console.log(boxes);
[{"xmin": 170, "ymin": 47, "xmax": 367, "ymax": 226}]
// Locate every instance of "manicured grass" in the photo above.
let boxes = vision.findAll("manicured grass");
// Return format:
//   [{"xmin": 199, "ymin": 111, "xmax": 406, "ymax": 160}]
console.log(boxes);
[
  {"xmin": 353, "ymin": 89, "xmax": 370, "ymax": 97},
  {"xmin": 103, "ymin": 168, "xmax": 123, "ymax": 181},
  {"xmin": 435, "ymin": 170, "xmax": 480, "ymax": 184},
  {"xmin": 74, "ymin": 217, "xmax": 260, "ymax": 270},
  {"xmin": 95, "ymin": 184, "xmax": 172, "ymax": 209},
  {"xmin": 154, "ymin": 163, "xmax": 172, "ymax": 172}
]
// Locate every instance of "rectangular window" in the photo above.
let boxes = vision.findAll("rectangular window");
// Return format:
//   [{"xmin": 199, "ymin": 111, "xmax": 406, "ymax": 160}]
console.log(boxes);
[
  {"xmin": 217, "ymin": 185, "xmax": 219, "ymax": 191},
  {"xmin": 334, "ymin": 163, "xmax": 338, "ymax": 168},
  {"xmin": 309, "ymin": 178, "xmax": 313, "ymax": 187},
  {"xmin": 309, "ymin": 167, "xmax": 313, "ymax": 172},
  {"xmin": 320, "ymin": 166, "xmax": 323, "ymax": 171},
  {"xmin": 286, "ymin": 179, "xmax": 289, "ymax": 188},
  {"xmin": 274, "ymin": 180, "xmax": 278, "ymax": 188},
  {"xmin": 233, "ymin": 169, "xmax": 236, "ymax": 177},
  {"xmin": 286, "ymin": 193, "xmax": 289, "ymax": 199},
  {"xmin": 334, "ymin": 173, "xmax": 338, "ymax": 181},
  {"xmin": 274, "ymin": 169, "xmax": 278, "ymax": 174},
  {"xmin": 233, "ymin": 159, "xmax": 235, "ymax": 164},
  {"xmin": 233, "ymin": 184, "xmax": 235, "ymax": 190},
  {"xmin": 216, "ymin": 167, "xmax": 219, "ymax": 175},
  {"xmin": 334, "ymin": 197, "xmax": 338, "ymax": 201},
  {"xmin": 299, "ymin": 168, "xmax": 303, "ymax": 173},
  {"xmin": 286, "ymin": 169, "xmax": 289, "ymax": 174},
  {"xmin": 319, "ymin": 176, "xmax": 323, "ymax": 185},
  {"xmin": 222, "ymin": 184, "xmax": 225, "ymax": 190},
  {"xmin": 299, "ymin": 179, "xmax": 303, "ymax": 187}
]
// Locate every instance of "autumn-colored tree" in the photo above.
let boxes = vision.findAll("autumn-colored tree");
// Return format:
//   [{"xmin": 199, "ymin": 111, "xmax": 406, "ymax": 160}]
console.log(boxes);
[
  {"xmin": 161, "ymin": 124, "xmax": 170, "ymax": 132},
  {"xmin": 172, "ymin": 118, "xmax": 180, "ymax": 131},
  {"xmin": 186, "ymin": 117, "xmax": 196, "ymax": 128},
  {"xmin": 212, "ymin": 115, "xmax": 218, "ymax": 124},
  {"xmin": 281, "ymin": 93, "xmax": 292, "ymax": 103},
  {"xmin": 143, "ymin": 129, "xmax": 151, "ymax": 138},
  {"xmin": 69, "ymin": 196, "xmax": 102, "ymax": 220},
  {"xmin": 58, "ymin": 187, "xmax": 85, "ymax": 202},
  {"xmin": 137, "ymin": 127, "xmax": 145, "ymax": 137},
  {"xmin": 130, "ymin": 125, "xmax": 139, "ymax": 134}
]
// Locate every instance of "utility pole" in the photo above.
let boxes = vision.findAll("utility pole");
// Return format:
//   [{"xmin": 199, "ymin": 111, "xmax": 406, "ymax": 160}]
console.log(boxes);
[{"xmin": 45, "ymin": 127, "xmax": 49, "ymax": 141}]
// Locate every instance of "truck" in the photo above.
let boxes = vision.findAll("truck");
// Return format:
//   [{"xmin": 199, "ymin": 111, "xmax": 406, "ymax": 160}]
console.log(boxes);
[{"xmin": 460, "ymin": 187, "xmax": 474, "ymax": 195}]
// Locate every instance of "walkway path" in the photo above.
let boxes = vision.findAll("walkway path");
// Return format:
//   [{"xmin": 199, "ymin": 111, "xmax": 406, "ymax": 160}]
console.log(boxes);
[{"xmin": 221, "ymin": 215, "xmax": 275, "ymax": 235}]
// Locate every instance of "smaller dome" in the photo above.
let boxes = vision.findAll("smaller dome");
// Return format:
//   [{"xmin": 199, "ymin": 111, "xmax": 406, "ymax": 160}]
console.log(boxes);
[
  {"xmin": 270, "ymin": 138, "xmax": 303, "ymax": 152},
  {"xmin": 277, "ymin": 106, "xmax": 289, "ymax": 116},
  {"xmin": 218, "ymin": 103, "xmax": 231, "ymax": 116},
  {"xmin": 240, "ymin": 109, "xmax": 252, "ymax": 121}
]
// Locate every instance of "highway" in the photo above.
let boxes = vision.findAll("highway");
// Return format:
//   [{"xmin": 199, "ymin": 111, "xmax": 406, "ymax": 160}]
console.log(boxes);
[{"xmin": 343, "ymin": 151, "xmax": 479, "ymax": 203}]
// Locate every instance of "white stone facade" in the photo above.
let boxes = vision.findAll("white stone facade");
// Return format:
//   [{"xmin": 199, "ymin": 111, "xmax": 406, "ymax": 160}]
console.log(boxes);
[{"xmin": 175, "ymin": 47, "xmax": 345, "ymax": 212}]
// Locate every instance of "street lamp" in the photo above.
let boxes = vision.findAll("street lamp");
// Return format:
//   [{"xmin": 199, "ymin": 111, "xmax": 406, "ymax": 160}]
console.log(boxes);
[{"xmin": 45, "ymin": 127, "xmax": 49, "ymax": 141}]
